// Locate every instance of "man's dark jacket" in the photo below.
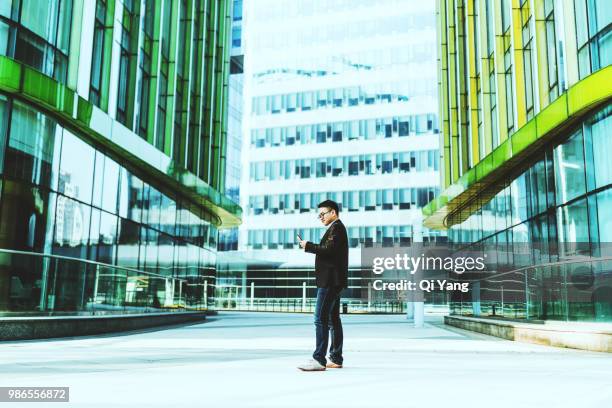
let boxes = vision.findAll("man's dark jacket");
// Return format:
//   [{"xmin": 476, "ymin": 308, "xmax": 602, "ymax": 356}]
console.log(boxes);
[{"xmin": 305, "ymin": 219, "xmax": 349, "ymax": 289}]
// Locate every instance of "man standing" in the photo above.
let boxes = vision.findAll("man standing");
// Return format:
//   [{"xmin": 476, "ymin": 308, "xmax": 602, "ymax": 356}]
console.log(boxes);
[{"xmin": 297, "ymin": 200, "xmax": 348, "ymax": 371}]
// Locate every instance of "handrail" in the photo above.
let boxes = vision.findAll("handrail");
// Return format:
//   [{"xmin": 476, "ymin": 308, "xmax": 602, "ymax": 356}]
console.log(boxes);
[
  {"xmin": 452, "ymin": 256, "xmax": 612, "ymax": 282},
  {"xmin": 0, "ymin": 248, "xmax": 188, "ymax": 282}
]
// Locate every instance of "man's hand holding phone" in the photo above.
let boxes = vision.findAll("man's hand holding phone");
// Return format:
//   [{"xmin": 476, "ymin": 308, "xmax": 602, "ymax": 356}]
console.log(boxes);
[{"xmin": 297, "ymin": 234, "xmax": 307, "ymax": 249}]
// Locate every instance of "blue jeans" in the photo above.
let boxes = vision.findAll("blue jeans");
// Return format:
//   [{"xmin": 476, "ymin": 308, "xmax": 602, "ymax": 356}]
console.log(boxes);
[{"xmin": 313, "ymin": 287, "xmax": 343, "ymax": 366}]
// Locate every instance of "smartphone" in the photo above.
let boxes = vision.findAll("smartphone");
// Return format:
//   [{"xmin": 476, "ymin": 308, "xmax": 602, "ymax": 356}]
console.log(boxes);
[{"xmin": 296, "ymin": 234, "xmax": 303, "ymax": 241}]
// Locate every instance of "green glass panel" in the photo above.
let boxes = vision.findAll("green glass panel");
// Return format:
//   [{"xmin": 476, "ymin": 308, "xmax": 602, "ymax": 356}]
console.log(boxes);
[
  {"xmin": 535, "ymin": 93, "xmax": 568, "ymax": 137},
  {"xmin": 23, "ymin": 67, "xmax": 57, "ymax": 107},
  {"xmin": 76, "ymin": 97, "xmax": 93, "ymax": 126},
  {"xmin": 466, "ymin": 168, "xmax": 477, "ymax": 186},
  {"xmin": 0, "ymin": 56, "xmax": 22, "ymax": 91},
  {"xmin": 492, "ymin": 139, "xmax": 512, "ymax": 170},
  {"xmin": 511, "ymin": 118, "xmax": 536, "ymax": 155},
  {"xmin": 568, "ymin": 65, "xmax": 612, "ymax": 115},
  {"xmin": 472, "ymin": 161, "xmax": 483, "ymax": 183},
  {"xmin": 476, "ymin": 154, "xmax": 494, "ymax": 181}
]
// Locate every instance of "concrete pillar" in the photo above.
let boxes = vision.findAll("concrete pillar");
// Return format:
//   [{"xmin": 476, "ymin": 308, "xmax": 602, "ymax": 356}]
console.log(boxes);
[
  {"xmin": 472, "ymin": 281, "xmax": 481, "ymax": 316},
  {"xmin": 405, "ymin": 301, "xmax": 414, "ymax": 322},
  {"xmin": 250, "ymin": 282, "xmax": 254, "ymax": 309},
  {"xmin": 414, "ymin": 301, "xmax": 424, "ymax": 328},
  {"xmin": 204, "ymin": 280, "xmax": 208, "ymax": 308}
]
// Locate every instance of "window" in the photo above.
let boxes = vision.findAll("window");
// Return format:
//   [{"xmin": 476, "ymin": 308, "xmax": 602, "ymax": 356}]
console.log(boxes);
[
  {"xmin": 574, "ymin": 0, "xmax": 612, "ymax": 78},
  {"xmin": 157, "ymin": 0, "xmax": 172, "ymax": 150},
  {"xmin": 595, "ymin": 189, "xmax": 612, "ymax": 242},
  {"xmin": 585, "ymin": 105, "xmax": 612, "ymax": 189},
  {"xmin": 381, "ymin": 154, "xmax": 393, "ymax": 174},
  {"xmin": 0, "ymin": 96, "xmax": 6, "ymax": 171},
  {"xmin": 156, "ymin": 69, "xmax": 168, "ymax": 150},
  {"xmin": 554, "ymin": 130, "xmax": 586, "ymax": 205},
  {"xmin": 137, "ymin": 0, "xmax": 155, "ymax": 137},
  {"xmin": 504, "ymin": 50, "xmax": 515, "ymax": 133},
  {"xmin": 100, "ymin": 156, "xmax": 120, "ymax": 214},
  {"xmin": 473, "ymin": 0, "xmax": 481, "ymax": 75},
  {"xmin": 5, "ymin": 100, "xmax": 62, "ymax": 189},
  {"xmin": 232, "ymin": 0, "xmax": 243, "ymax": 21},
  {"xmin": 522, "ymin": 15, "xmax": 535, "ymax": 119},
  {"xmin": 490, "ymin": 68, "xmax": 499, "ymax": 148},
  {"xmin": 316, "ymin": 131, "xmax": 326, "ymax": 143},
  {"xmin": 545, "ymin": 3, "xmax": 558, "ymax": 99},
  {"xmin": 501, "ymin": 0, "xmax": 511, "ymax": 32},
  {"xmin": 485, "ymin": 0, "xmax": 495, "ymax": 56},
  {"xmin": 58, "ymin": 131, "xmax": 95, "ymax": 204},
  {"xmin": 557, "ymin": 198, "xmax": 590, "ymax": 244},
  {"xmin": 232, "ymin": 26, "xmax": 241, "ymax": 47},
  {"xmin": 399, "ymin": 119, "xmax": 409, "ymax": 136},
  {"xmin": 316, "ymin": 159, "xmax": 326, "ymax": 177},
  {"xmin": 90, "ymin": 0, "xmax": 107, "ymax": 106},
  {"xmin": 348, "ymin": 157, "xmax": 359, "ymax": 176},
  {"xmin": 117, "ymin": 27, "xmax": 131, "ymax": 124}
]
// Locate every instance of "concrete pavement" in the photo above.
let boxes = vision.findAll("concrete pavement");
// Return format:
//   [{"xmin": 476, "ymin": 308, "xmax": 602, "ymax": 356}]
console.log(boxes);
[{"xmin": 1, "ymin": 312, "xmax": 611, "ymax": 407}]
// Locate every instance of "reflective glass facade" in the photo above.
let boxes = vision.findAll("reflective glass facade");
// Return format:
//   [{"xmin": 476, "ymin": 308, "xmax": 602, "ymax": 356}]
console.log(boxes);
[
  {"xmin": 448, "ymin": 103, "xmax": 611, "ymax": 253},
  {"xmin": 447, "ymin": 109, "xmax": 612, "ymax": 322},
  {"xmin": 430, "ymin": 0, "xmax": 611, "ymax": 322},
  {"xmin": 0, "ymin": 0, "xmax": 239, "ymax": 316},
  {"xmin": 217, "ymin": 0, "xmax": 244, "ymax": 253}
]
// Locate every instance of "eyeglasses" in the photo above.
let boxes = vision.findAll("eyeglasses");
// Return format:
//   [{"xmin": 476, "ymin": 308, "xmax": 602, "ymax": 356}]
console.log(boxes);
[{"xmin": 318, "ymin": 210, "xmax": 332, "ymax": 219}]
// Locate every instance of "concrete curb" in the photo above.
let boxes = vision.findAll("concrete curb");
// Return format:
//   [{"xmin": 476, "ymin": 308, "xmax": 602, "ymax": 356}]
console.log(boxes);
[
  {"xmin": 445, "ymin": 315, "xmax": 612, "ymax": 352},
  {"xmin": 0, "ymin": 312, "xmax": 207, "ymax": 341}
]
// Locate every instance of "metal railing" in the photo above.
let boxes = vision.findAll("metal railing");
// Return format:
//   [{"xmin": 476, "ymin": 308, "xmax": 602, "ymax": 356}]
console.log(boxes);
[
  {"xmin": 0, "ymin": 248, "xmax": 211, "ymax": 316},
  {"xmin": 447, "ymin": 256, "xmax": 612, "ymax": 321},
  {"xmin": 214, "ymin": 297, "xmax": 408, "ymax": 314}
]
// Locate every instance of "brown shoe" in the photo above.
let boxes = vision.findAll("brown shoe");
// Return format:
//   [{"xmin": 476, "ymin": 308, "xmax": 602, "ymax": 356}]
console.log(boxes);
[{"xmin": 326, "ymin": 362, "xmax": 343, "ymax": 368}]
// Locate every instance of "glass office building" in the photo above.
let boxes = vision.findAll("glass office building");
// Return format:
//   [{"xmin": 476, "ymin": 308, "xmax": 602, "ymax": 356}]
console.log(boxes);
[
  {"xmin": 218, "ymin": 0, "xmax": 244, "ymax": 253},
  {"xmin": 425, "ymin": 0, "xmax": 611, "ymax": 321},
  {"xmin": 219, "ymin": 0, "xmax": 445, "ymax": 311},
  {"xmin": 0, "ymin": 0, "xmax": 240, "ymax": 315}
]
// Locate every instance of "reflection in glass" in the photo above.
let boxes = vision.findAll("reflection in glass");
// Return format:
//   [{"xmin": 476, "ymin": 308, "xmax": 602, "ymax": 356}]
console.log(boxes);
[
  {"xmin": 20, "ymin": 0, "xmax": 59, "ymax": 44},
  {"xmin": 159, "ymin": 194, "xmax": 176, "ymax": 235},
  {"xmin": 585, "ymin": 105, "xmax": 612, "ymax": 189},
  {"xmin": 5, "ymin": 101, "xmax": 62, "ymax": 189},
  {"xmin": 0, "ymin": 95, "xmax": 6, "ymax": 170},
  {"xmin": 595, "ymin": 189, "xmax": 612, "ymax": 242},
  {"xmin": 53, "ymin": 195, "xmax": 91, "ymax": 260},
  {"xmin": 97, "ymin": 211, "xmax": 118, "ymax": 265},
  {"xmin": 59, "ymin": 130, "xmax": 95, "ymax": 204},
  {"xmin": 117, "ymin": 218, "xmax": 140, "ymax": 269},
  {"xmin": 119, "ymin": 172, "xmax": 144, "ymax": 223},
  {"xmin": 0, "ymin": 181, "xmax": 55, "ymax": 252},
  {"xmin": 557, "ymin": 198, "xmax": 591, "ymax": 254},
  {"xmin": 554, "ymin": 130, "xmax": 586, "ymax": 205},
  {"xmin": 101, "ymin": 156, "xmax": 120, "ymax": 214},
  {"xmin": 0, "ymin": 97, "xmax": 215, "ymax": 316}
]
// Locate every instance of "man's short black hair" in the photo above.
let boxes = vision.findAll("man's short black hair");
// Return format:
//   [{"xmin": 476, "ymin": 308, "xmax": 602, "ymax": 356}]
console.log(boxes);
[{"xmin": 318, "ymin": 199, "xmax": 339, "ymax": 214}]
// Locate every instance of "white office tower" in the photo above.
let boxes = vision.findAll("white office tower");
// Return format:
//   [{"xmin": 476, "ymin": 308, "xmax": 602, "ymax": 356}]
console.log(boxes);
[{"xmin": 235, "ymin": 0, "xmax": 444, "ymax": 305}]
